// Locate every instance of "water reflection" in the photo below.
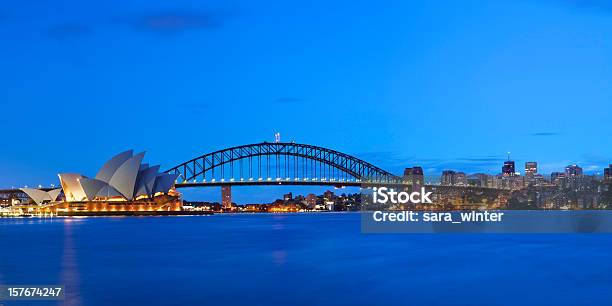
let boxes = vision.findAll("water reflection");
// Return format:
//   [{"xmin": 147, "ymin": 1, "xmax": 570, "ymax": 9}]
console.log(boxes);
[{"xmin": 61, "ymin": 220, "xmax": 81, "ymax": 306}]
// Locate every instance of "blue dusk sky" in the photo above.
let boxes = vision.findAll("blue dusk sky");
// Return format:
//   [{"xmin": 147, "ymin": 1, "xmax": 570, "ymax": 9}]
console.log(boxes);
[{"xmin": 1, "ymin": 0, "xmax": 611, "ymax": 202}]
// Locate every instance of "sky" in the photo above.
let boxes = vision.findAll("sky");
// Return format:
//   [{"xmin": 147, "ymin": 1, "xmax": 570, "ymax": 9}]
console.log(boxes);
[{"xmin": 1, "ymin": 0, "xmax": 612, "ymax": 202}]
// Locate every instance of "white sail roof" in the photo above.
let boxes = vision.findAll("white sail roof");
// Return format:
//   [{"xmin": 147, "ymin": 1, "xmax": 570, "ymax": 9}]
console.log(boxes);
[
  {"xmin": 135, "ymin": 165, "xmax": 160, "ymax": 198},
  {"xmin": 108, "ymin": 152, "xmax": 145, "ymax": 200},
  {"xmin": 153, "ymin": 173, "xmax": 179, "ymax": 194},
  {"xmin": 47, "ymin": 188, "xmax": 62, "ymax": 202},
  {"xmin": 20, "ymin": 188, "xmax": 54, "ymax": 205},
  {"xmin": 58, "ymin": 173, "xmax": 88, "ymax": 202},
  {"xmin": 96, "ymin": 184, "xmax": 124, "ymax": 198},
  {"xmin": 79, "ymin": 178, "xmax": 108, "ymax": 201},
  {"xmin": 56, "ymin": 150, "xmax": 177, "ymax": 202},
  {"xmin": 95, "ymin": 150, "xmax": 133, "ymax": 183}
]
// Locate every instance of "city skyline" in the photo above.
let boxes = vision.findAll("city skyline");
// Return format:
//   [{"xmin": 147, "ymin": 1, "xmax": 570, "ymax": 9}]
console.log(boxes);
[
  {"xmin": 2, "ymin": 0, "xmax": 612, "ymax": 203},
  {"xmin": 4, "ymin": 141, "xmax": 610, "ymax": 204}
]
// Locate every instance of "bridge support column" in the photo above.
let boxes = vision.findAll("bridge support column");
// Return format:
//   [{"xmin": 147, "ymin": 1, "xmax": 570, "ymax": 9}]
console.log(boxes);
[{"xmin": 221, "ymin": 186, "xmax": 232, "ymax": 210}]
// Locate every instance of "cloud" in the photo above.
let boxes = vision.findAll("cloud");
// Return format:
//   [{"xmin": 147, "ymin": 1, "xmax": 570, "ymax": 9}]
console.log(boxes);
[
  {"xmin": 47, "ymin": 24, "xmax": 92, "ymax": 41},
  {"xmin": 530, "ymin": 132, "xmax": 560, "ymax": 136},
  {"xmin": 274, "ymin": 97, "xmax": 304, "ymax": 104},
  {"xmin": 119, "ymin": 10, "xmax": 226, "ymax": 34}
]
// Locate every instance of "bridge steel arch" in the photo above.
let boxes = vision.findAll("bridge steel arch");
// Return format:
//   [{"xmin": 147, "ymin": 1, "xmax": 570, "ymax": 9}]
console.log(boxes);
[{"xmin": 165, "ymin": 142, "xmax": 400, "ymax": 186}]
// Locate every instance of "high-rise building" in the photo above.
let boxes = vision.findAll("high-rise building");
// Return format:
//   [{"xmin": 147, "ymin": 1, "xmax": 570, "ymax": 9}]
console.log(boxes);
[
  {"xmin": 403, "ymin": 167, "xmax": 424, "ymax": 186},
  {"xmin": 403, "ymin": 168, "xmax": 413, "ymax": 182},
  {"xmin": 222, "ymin": 186, "xmax": 232, "ymax": 208},
  {"xmin": 412, "ymin": 167, "xmax": 424, "ymax": 185},
  {"xmin": 532, "ymin": 174, "xmax": 545, "ymax": 186},
  {"xmin": 441, "ymin": 170, "xmax": 455, "ymax": 185},
  {"xmin": 440, "ymin": 170, "xmax": 466, "ymax": 186},
  {"xmin": 502, "ymin": 161, "xmax": 515, "ymax": 176},
  {"xmin": 551, "ymin": 172, "xmax": 563, "ymax": 182},
  {"xmin": 454, "ymin": 172, "xmax": 467, "ymax": 186},
  {"xmin": 565, "ymin": 165, "xmax": 583, "ymax": 177},
  {"xmin": 605, "ymin": 165, "xmax": 611, "ymax": 181},
  {"xmin": 525, "ymin": 162, "xmax": 537, "ymax": 176},
  {"xmin": 283, "ymin": 192, "xmax": 292, "ymax": 201},
  {"xmin": 467, "ymin": 173, "xmax": 490, "ymax": 187},
  {"xmin": 551, "ymin": 172, "xmax": 567, "ymax": 187}
]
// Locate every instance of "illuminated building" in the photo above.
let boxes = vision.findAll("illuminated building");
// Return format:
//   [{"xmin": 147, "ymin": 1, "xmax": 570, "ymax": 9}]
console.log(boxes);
[
  {"xmin": 441, "ymin": 170, "xmax": 455, "ymax": 186},
  {"xmin": 551, "ymin": 172, "xmax": 564, "ymax": 182},
  {"xmin": 565, "ymin": 164, "xmax": 583, "ymax": 177},
  {"xmin": 551, "ymin": 172, "xmax": 567, "ymax": 187},
  {"xmin": 283, "ymin": 192, "xmax": 292, "ymax": 201},
  {"xmin": 19, "ymin": 150, "xmax": 182, "ymax": 215},
  {"xmin": 54, "ymin": 150, "xmax": 179, "ymax": 202},
  {"xmin": 306, "ymin": 193, "xmax": 316, "ymax": 209},
  {"xmin": 403, "ymin": 167, "xmax": 424, "ymax": 187},
  {"xmin": 454, "ymin": 172, "xmax": 467, "ymax": 186},
  {"xmin": 467, "ymin": 173, "xmax": 489, "ymax": 187},
  {"xmin": 222, "ymin": 186, "xmax": 232, "ymax": 209},
  {"xmin": 524, "ymin": 162, "xmax": 539, "ymax": 186},
  {"xmin": 562, "ymin": 164, "xmax": 589, "ymax": 191},
  {"xmin": 525, "ymin": 162, "xmax": 537, "ymax": 176},
  {"xmin": 531, "ymin": 174, "xmax": 545, "ymax": 186},
  {"xmin": 502, "ymin": 161, "xmax": 515, "ymax": 177},
  {"xmin": 324, "ymin": 190, "xmax": 334, "ymax": 200},
  {"xmin": 605, "ymin": 165, "xmax": 611, "ymax": 181},
  {"xmin": 440, "ymin": 170, "xmax": 466, "ymax": 186}
]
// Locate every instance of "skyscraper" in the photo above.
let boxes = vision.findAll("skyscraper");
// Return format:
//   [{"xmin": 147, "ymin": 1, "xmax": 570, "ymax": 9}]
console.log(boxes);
[
  {"xmin": 565, "ymin": 165, "xmax": 583, "ymax": 177},
  {"xmin": 502, "ymin": 161, "xmax": 515, "ymax": 176},
  {"xmin": 403, "ymin": 167, "xmax": 424, "ymax": 186},
  {"xmin": 412, "ymin": 167, "xmax": 424, "ymax": 185},
  {"xmin": 440, "ymin": 170, "xmax": 466, "ymax": 186},
  {"xmin": 441, "ymin": 170, "xmax": 455, "ymax": 185},
  {"xmin": 551, "ymin": 172, "xmax": 564, "ymax": 182},
  {"xmin": 403, "ymin": 167, "xmax": 413, "ymax": 181},
  {"xmin": 525, "ymin": 162, "xmax": 537, "ymax": 176},
  {"xmin": 604, "ymin": 165, "xmax": 611, "ymax": 181},
  {"xmin": 454, "ymin": 172, "xmax": 467, "ymax": 186}
]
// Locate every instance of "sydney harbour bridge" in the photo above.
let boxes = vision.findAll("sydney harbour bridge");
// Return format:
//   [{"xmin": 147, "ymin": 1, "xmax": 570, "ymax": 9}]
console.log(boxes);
[
  {"xmin": 165, "ymin": 142, "xmax": 401, "ymax": 188},
  {"xmin": 1, "ymin": 141, "xmax": 505, "ymax": 206},
  {"xmin": 160, "ymin": 142, "xmax": 511, "ymax": 207}
]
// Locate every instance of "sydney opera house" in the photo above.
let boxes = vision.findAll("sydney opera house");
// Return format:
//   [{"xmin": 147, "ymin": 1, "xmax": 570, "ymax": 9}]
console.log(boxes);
[{"xmin": 20, "ymin": 150, "xmax": 183, "ymax": 215}]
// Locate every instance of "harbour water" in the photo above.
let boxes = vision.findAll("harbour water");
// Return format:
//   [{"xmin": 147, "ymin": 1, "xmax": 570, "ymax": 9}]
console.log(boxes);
[{"xmin": 1, "ymin": 213, "xmax": 611, "ymax": 306}]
